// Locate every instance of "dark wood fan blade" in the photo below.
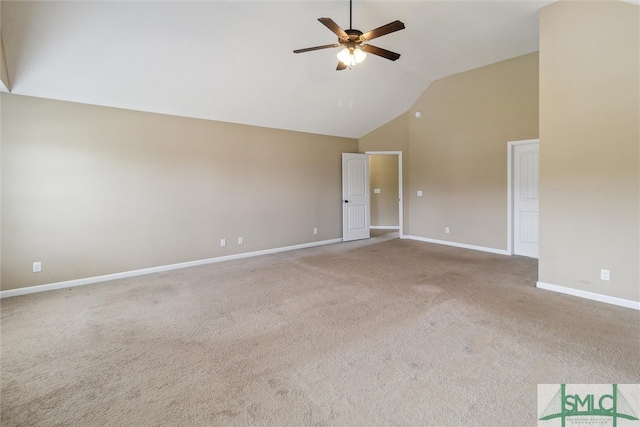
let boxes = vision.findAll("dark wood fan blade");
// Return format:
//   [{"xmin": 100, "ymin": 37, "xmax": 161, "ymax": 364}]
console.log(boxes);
[
  {"xmin": 336, "ymin": 61, "xmax": 347, "ymax": 71},
  {"xmin": 360, "ymin": 20, "xmax": 405, "ymax": 42},
  {"xmin": 293, "ymin": 44, "xmax": 340, "ymax": 54},
  {"xmin": 318, "ymin": 18, "xmax": 349, "ymax": 40},
  {"xmin": 362, "ymin": 44, "xmax": 401, "ymax": 61}
]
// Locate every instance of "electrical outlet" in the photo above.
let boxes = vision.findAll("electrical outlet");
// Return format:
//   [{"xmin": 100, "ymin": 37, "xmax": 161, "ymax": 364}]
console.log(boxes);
[
  {"xmin": 33, "ymin": 262, "xmax": 42, "ymax": 273},
  {"xmin": 313, "ymin": 228, "xmax": 318, "ymax": 235},
  {"xmin": 220, "ymin": 239, "xmax": 226, "ymax": 247},
  {"xmin": 600, "ymin": 269, "xmax": 610, "ymax": 281},
  {"xmin": 417, "ymin": 190, "xmax": 423, "ymax": 197},
  {"xmin": 445, "ymin": 227, "xmax": 450, "ymax": 234},
  {"xmin": 238, "ymin": 237, "xmax": 243, "ymax": 245}
]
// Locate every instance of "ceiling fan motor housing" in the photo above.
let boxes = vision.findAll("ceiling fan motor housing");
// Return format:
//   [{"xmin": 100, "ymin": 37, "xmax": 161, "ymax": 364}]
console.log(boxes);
[{"xmin": 340, "ymin": 30, "xmax": 364, "ymax": 51}]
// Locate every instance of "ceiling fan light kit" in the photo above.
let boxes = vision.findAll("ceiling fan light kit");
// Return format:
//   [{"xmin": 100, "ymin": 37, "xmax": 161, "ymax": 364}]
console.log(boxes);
[
  {"xmin": 337, "ymin": 46, "xmax": 366, "ymax": 67},
  {"xmin": 293, "ymin": 0, "xmax": 405, "ymax": 70}
]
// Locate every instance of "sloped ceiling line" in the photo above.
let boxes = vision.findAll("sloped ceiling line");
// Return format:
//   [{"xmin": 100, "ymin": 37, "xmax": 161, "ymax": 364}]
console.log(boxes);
[{"xmin": 0, "ymin": 1, "xmax": 551, "ymax": 138}]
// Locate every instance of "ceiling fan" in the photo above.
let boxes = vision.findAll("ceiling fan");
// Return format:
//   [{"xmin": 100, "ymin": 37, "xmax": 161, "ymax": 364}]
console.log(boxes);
[{"xmin": 293, "ymin": 0, "xmax": 405, "ymax": 70}]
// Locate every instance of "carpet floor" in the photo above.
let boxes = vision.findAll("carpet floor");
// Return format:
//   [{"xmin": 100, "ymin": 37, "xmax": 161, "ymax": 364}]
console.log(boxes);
[{"xmin": 1, "ymin": 232, "xmax": 639, "ymax": 426}]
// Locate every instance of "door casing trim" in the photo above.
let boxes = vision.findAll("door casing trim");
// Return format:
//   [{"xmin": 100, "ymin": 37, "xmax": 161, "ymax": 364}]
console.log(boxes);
[{"xmin": 365, "ymin": 151, "xmax": 403, "ymax": 238}]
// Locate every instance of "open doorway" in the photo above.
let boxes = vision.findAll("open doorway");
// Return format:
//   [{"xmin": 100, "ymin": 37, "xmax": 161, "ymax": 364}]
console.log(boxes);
[{"xmin": 365, "ymin": 151, "xmax": 403, "ymax": 238}]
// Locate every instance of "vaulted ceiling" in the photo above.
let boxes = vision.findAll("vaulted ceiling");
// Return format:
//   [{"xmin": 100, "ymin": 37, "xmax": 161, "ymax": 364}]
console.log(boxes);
[{"xmin": 1, "ymin": 1, "xmax": 554, "ymax": 139}]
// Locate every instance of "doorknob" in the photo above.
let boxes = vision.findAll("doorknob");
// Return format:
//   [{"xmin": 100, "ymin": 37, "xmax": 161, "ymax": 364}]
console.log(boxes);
[{"xmin": 344, "ymin": 200, "xmax": 349, "ymax": 203}]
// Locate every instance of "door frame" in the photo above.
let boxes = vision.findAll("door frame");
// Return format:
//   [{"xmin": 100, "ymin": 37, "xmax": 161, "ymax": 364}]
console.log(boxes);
[
  {"xmin": 365, "ymin": 151, "xmax": 403, "ymax": 238},
  {"xmin": 507, "ymin": 139, "xmax": 539, "ymax": 255}
]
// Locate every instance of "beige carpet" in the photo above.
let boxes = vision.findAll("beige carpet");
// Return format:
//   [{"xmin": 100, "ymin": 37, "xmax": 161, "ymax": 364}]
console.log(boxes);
[{"xmin": 1, "ymin": 232, "xmax": 639, "ymax": 426}]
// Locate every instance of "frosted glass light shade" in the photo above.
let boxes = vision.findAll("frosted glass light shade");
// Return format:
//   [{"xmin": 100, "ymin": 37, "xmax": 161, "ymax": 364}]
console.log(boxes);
[
  {"xmin": 337, "ymin": 47, "xmax": 366, "ymax": 66},
  {"xmin": 337, "ymin": 48, "xmax": 354, "ymax": 65},
  {"xmin": 353, "ymin": 48, "xmax": 366, "ymax": 63}
]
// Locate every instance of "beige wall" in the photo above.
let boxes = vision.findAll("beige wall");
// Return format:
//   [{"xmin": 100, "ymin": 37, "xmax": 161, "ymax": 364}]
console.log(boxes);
[
  {"xmin": 1, "ymin": 94, "xmax": 357, "ymax": 291},
  {"xmin": 370, "ymin": 155, "xmax": 399, "ymax": 228},
  {"xmin": 359, "ymin": 112, "xmax": 410, "ymax": 153},
  {"xmin": 408, "ymin": 53, "xmax": 539, "ymax": 248},
  {"xmin": 539, "ymin": 1, "xmax": 639, "ymax": 302},
  {"xmin": 362, "ymin": 53, "xmax": 539, "ymax": 249}
]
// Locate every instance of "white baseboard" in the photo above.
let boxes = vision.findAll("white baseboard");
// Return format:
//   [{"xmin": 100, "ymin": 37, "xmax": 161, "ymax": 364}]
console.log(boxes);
[
  {"xmin": 0, "ymin": 238, "xmax": 343, "ymax": 299},
  {"xmin": 536, "ymin": 281, "xmax": 640, "ymax": 310},
  {"xmin": 402, "ymin": 235, "xmax": 510, "ymax": 256},
  {"xmin": 370, "ymin": 226, "xmax": 400, "ymax": 230}
]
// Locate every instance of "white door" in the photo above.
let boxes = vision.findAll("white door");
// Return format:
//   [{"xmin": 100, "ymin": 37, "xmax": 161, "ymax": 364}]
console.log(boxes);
[
  {"xmin": 342, "ymin": 153, "xmax": 370, "ymax": 241},
  {"xmin": 513, "ymin": 143, "xmax": 539, "ymax": 258}
]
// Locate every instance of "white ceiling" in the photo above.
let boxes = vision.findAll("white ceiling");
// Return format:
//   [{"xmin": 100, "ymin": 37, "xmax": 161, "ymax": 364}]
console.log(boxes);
[{"xmin": 1, "ymin": 1, "xmax": 553, "ymax": 139}]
